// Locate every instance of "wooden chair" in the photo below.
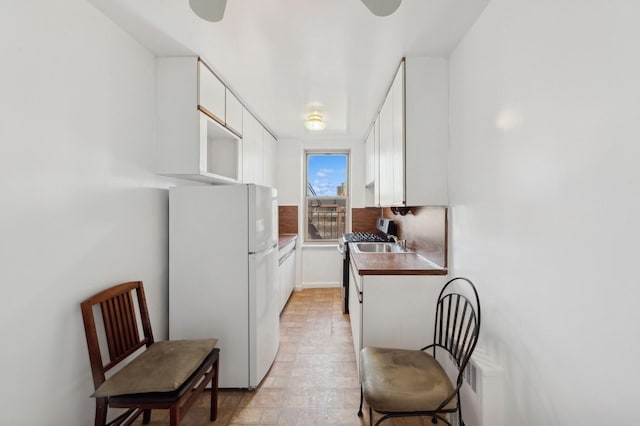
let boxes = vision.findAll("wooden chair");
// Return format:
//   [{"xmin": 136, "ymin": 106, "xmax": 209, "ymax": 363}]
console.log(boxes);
[
  {"xmin": 358, "ymin": 277, "xmax": 481, "ymax": 425},
  {"xmin": 80, "ymin": 281, "xmax": 220, "ymax": 426}
]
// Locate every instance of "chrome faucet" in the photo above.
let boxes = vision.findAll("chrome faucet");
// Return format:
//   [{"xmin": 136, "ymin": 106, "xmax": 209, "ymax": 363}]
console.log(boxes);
[{"xmin": 390, "ymin": 235, "xmax": 407, "ymax": 250}]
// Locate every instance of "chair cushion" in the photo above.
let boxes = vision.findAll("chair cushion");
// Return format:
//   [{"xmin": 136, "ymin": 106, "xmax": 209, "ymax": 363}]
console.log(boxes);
[
  {"xmin": 93, "ymin": 339, "xmax": 217, "ymax": 397},
  {"xmin": 360, "ymin": 347, "xmax": 457, "ymax": 413}
]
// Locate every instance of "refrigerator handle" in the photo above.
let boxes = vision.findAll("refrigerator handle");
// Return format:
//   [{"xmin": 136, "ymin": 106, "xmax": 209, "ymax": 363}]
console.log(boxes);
[{"xmin": 249, "ymin": 243, "xmax": 278, "ymax": 256}]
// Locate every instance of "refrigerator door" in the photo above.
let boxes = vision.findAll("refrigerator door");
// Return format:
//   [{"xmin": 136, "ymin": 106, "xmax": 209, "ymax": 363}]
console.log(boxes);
[
  {"xmin": 169, "ymin": 185, "xmax": 250, "ymax": 388},
  {"xmin": 248, "ymin": 185, "xmax": 278, "ymax": 253},
  {"xmin": 248, "ymin": 244, "xmax": 280, "ymax": 387}
]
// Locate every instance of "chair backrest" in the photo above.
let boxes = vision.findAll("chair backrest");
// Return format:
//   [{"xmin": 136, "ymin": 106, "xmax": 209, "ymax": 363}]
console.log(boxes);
[
  {"xmin": 80, "ymin": 281, "xmax": 155, "ymax": 390},
  {"xmin": 430, "ymin": 277, "xmax": 481, "ymax": 376}
]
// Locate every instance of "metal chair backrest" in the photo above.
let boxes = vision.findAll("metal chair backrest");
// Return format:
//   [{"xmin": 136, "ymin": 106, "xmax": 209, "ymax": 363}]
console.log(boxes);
[{"xmin": 430, "ymin": 277, "xmax": 481, "ymax": 377}]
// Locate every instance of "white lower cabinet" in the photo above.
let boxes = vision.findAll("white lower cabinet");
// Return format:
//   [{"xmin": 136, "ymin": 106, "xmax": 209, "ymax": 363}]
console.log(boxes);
[
  {"xmin": 349, "ymin": 260, "xmax": 446, "ymax": 368},
  {"xmin": 348, "ymin": 265, "xmax": 363, "ymax": 365},
  {"xmin": 278, "ymin": 239, "xmax": 296, "ymax": 312}
]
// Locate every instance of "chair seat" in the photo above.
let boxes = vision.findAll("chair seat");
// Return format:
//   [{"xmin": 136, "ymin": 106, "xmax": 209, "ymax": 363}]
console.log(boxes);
[
  {"xmin": 94, "ymin": 339, "xmax": 218, "ymax": 397},
  {"xmin": 360, "ymin": 347, "xmax": 457, "ymax": 413}
]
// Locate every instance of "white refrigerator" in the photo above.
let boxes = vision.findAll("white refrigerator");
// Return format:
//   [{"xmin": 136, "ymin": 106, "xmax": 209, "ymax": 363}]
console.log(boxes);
[{"xmin": 168, "ymin": 184, "xmax": 280, "ymax": 388}]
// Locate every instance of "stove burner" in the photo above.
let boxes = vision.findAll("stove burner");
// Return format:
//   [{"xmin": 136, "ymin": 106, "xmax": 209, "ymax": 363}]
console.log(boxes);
[{"xmin": 344, "ymin": 232, "xmax": 388, "ymax": 243}]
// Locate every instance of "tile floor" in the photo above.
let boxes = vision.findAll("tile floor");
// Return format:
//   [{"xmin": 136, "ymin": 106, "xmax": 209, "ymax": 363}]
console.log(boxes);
[{"xmin": 133, "ymin": 288, "xmax": 448, "ymax": 425}]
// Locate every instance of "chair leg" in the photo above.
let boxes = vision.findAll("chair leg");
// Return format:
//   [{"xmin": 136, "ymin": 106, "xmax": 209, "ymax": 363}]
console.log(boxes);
[
  {"xmin": 94, "ymin": 397, "xmax": 107, "ymax": 426},
  {"xmin": 169, "ymin": 406, "xmax": 180, "ymax": 426},
  {"xmin": 369, "ymin": 406, "xmax": 373, "ymax": 426},
  {"xmin": 142, "ymin": 409, "xmax": 151, "ymax": 424},
  {"xmin": 357, "ymin": 386, "xmax": 364, "ymax": 416},
  {"xmin": 210, "ymin": 358, "xmax": 219, "ymax": 421}
]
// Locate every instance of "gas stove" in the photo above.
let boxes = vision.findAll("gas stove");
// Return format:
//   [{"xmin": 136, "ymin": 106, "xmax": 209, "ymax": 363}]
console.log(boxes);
[
  {"xmin": 342, "ymin": 232, "xmax": 388, "ymax": 243},
  {"xmin": 338, "ymin": 218, "xmax": 397, "ymax": 314}
]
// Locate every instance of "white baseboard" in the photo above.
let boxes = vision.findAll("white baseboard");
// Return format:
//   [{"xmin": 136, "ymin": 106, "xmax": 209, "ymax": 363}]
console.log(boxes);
[{"xmin": 296, "ymin": 282, "xmax": 341, "ymax": 290}]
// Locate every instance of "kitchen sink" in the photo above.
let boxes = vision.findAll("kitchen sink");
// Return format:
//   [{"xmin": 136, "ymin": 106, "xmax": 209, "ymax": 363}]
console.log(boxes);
[{"xmin": 353, "ymin": 242, "xmax": 409, "ymax": 253}]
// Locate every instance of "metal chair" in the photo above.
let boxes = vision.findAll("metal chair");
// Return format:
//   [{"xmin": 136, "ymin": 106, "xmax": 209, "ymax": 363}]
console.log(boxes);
[
  {"xmin": 358, "ymin": 277, "xmax": 481, "ymax": 425},
  {"xmin": 80, "ymin": 281, "xmax": 220, "ymax": 426}
]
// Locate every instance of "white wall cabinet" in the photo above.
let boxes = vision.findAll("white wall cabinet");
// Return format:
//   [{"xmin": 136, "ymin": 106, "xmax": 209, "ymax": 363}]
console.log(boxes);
[
  {"xmin": 242, "ymin": 107, "xmax": 278, "ymax": 188},
  {"xmin": 157, "ymin": 57, "xmax": 240, "ymax": 183},
  {"xmin": 241, "ymin": 111, "xmax": 264, "ymax": 185},
  {"xmin": 378, "ymin": 83, "xmax": 395, "ymax": 206},
  {"xmin": 278, "ymin": 239, "xmax": 297, "ymax": 312},
  {"xmin": 391, "ymin": 65, "xmax": 405, "ymax": 206},
  {"xmin": 364, "ymin": 120, "xmax": 380, "ymax": 207},
  {"xmin": 263, "ymin": 130, "xmax": 277, "ymax": 188},
  {"xmin": 241, "ymin": 109, "xmax": 256, "ymax": 184},
  {"xmin": 225, "ymin": 88, "xmax": 243, "ymax": 136},
  {"xmin": 366, "ymin": 57, "xmax": 449, "ymax": 206},
  {"xmin": 198, "ymin": 60, "xmax": 226, "ymax": 125},
  {"xmin": 349, "ymin": 259, "xmax": 446, "ymax": 368}
]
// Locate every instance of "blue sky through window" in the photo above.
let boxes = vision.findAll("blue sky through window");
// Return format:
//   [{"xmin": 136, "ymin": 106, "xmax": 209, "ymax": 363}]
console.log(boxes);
[{"xmin": 307, "ymin": 154, "xmax": 347, "ymax": 196}]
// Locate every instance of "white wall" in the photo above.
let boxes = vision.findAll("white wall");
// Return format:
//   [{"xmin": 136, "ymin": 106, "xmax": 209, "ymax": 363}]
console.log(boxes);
[
  {"xmin": 277, "ymin": 138, "xmax": 364, "ymax": 287},
  {"xmin": 448, "ymin": 0, "xmax": 640, "ymax": 424},
  {"xmin": 0, "ymin": 1, "xmax": 180, "ymax": 424}
]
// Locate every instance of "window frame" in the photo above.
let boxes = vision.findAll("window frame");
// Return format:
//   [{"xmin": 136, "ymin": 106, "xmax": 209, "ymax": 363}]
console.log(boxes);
[{"xmin": 304, "ymin": 150, "xmax": 350, "ymax": 244}]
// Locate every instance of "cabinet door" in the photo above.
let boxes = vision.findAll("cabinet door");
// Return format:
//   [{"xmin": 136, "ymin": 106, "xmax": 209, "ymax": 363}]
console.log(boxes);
[
  {"xmin": 378, "ymin": 91, "xmax": 394, "ymax": 206},
  {"xmin": 263, "ymin": 130, "xmax": 277, "ymax": 188},
  {"xmin": 242, "ymin": 110, "xmax": 255, "ymax": 183},
  {"xmin": 373, "ymin": 119, "xmax": 380, "ymax": 206},
  {"xmin": 253, "ymin": 119, "xmax": 265, "ymax": 186},
  {"xmin": 225, "ymin": 88, "xmax": 243, "ymax": 136},
  {"xmin": 391, "ymin": 62, "xmax": 405, "ymax": 206},
  {"xmin": 348, "ymin": 263, "xmax": 363, "ymax": 366},
  {"xmin": 198, "ymin": 61, "xmax": 226, "ymax": 124},
  {"xmin": 365, "ymin": 128, "xmax": 374, "ymax": 185},
  {"xmin": 364, "ymin": 123, "xmax": 380, "ymax": 207},
  {"xmin": 287, "ymin": 251, "xmax": 296, "ymax": 297},
  {"xmin": 361, "ymin": 275, "xmax": 443, "ymax": 350},
  {"xmin": 278, "ymin": 257, "xmax": 286, "ymax": 311}
]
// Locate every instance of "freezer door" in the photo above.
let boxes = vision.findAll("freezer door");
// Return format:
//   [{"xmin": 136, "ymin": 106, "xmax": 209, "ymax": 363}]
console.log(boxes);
[
  {"xmin": 248, "ymin": 185, "xmax": 278, "ymax": 253},
  {"xmin": 248, "ymin": 245, "xmax": 280, "ymax": 387}
]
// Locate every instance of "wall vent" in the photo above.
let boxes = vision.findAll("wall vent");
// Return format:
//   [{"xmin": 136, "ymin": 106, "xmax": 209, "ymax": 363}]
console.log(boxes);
[
  {"xmin": 464, "ymin": 360, "xmax": 477, "ymax": 393},
  {"xmin": 443, "ymin": 348, "xmax": 503, "ymax": 426}
]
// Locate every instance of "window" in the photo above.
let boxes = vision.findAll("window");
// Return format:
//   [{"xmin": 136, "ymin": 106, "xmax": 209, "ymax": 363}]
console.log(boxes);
[{"xmin": 305, "ymin": 152, "xmax": 349, "ymax": 242}]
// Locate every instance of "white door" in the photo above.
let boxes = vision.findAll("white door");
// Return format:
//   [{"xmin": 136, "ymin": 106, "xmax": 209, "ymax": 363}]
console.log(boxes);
[{"xmin": 249, "ymin": 246, "xmax": 280, "ymax": 387}]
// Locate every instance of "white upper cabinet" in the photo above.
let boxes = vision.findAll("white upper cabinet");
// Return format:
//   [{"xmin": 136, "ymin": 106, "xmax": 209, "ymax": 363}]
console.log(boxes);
[
  {"xmin": 366, "ymin": 57, "xmax": 449, "ymax": 207},
  {"xmin": 391, "ymin": 63, "xmax": 405, "ymax": 206},
  {"xmin": 241, "ymin": 109, "xmax": 278, "ymax": 189},
  {"xmin": 253, "ymin": 115, "xmax": 264, "ymax": 185},
  {"xmin": 365, "ymin": 127, "xmax": 375, "ymax": 186},
  {"xmin": 263, "ymin": 130, "xmax": 277, "ymax": 188},
  {"xmin": 225, "ymin": 88, "xmax": 243, "ymax": 136},
  {"xmin": 156, "ymin": 57, "xmax": 240, "ymax": 183},
  {"xmin": 198, "ymin": 60, "xmax": 226, "ymax": 125},
  {"xmin": 404, "ymin": 57, "xmax": 448, "ymax": 206},
  {"xmin": 241, "ymin": 108, "xmax": 256, "ymax": 184},
  {"xmin": 364, "ymin": 121, "xmax": 380, "ymax": 207},
  {"xmin": 157, "ymin": 57, "xmax": 277, "ymax": 186},
  {"xmin": 378, "ymin": 89, "xmax": 394, "ymax": 206}
]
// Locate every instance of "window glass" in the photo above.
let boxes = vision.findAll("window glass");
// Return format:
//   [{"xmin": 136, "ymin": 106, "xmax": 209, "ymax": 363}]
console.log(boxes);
[{"xmin": 305, "ymin": 153, "xmax": 349, "ymax": 242}]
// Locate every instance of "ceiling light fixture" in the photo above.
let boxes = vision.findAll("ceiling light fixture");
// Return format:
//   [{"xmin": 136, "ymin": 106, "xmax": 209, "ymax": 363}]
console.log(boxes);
[
  {"xmin": 304, "ymin": 112, "xmax": 327, "ymax": 131},
  {"xmin": 189, "ymin": 0, "xmax": 227, "ymax": 23},
  {"xmin": 361, "ymin": 0, "xmax": 402, "ymax": 17}
]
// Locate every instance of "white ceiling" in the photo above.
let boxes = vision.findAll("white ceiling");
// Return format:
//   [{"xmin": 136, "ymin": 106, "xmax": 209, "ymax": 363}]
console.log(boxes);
[{"xmin": 89, "ymin": 0, "xmax": 488, "ymax": 142}]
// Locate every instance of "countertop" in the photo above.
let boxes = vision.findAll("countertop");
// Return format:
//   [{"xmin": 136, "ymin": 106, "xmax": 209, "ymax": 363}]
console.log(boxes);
[
  {"xmin": 350, "ymin": 250, "xmax": 447, "ymax": 276},
  {"xmin": 278, "ymin": 234, "xmax": 297, "ymax": 250}
]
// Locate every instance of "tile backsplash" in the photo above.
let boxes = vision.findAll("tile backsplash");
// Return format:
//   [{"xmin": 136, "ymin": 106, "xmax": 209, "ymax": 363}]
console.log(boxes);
[
  {"xmin": 278, "ymin": 205, "xmax": 298, "ymax": 235},
  {"xmin": 351, "ymin": 207, "xmax": 382, "ymax": 233}
]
